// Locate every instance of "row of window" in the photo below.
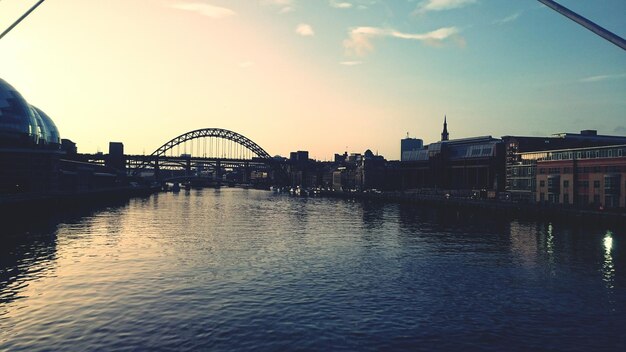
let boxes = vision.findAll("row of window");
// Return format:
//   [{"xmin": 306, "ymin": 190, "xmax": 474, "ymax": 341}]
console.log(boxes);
[
  {"xmin": 538, "ymin": 165, "xmax": 624, "ymax": 174},
  {"xmin": 523, "ymin": 146, "xmax": 626, "ymax": 162},
  {"xmin": 539, "ymin": 180, "xmax": 622, "ymax": 189},
  {"xmin": 539, "ymin": 193, "xmax": 607, "ymax": 204},
  {"xmin": 547, "ymin": 148, "xmax": 625, "ymax": 161},
  {"xmin": 539, "ymin": 193, "xmax": 622, "ymax": 207},
  {"xmin": 507, "ymin": 166, "xmax": 534, "ymax": 177},
  {"xmin": 538, "ymin": 167, "xmax": 565, "ymax": 174}
]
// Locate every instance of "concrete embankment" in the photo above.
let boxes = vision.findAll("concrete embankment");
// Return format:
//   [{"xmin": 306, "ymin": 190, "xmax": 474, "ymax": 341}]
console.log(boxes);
[{"xmin": 320, "ymin": 190, "xmax": 626, "ymax": 227}]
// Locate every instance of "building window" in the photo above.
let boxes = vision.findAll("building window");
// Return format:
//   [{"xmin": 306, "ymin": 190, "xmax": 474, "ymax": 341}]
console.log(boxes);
[
  {"xmin": 605, "ymin": 195, "xmax": 618, "ymax": 208},
  {"xmin": 563, "ymin": 180, "xmax": 569, "ymax": 188},
  {"xmin": 540, "ymin": 180, "xmax": 545, "ymax": 187},
  {"xmin": 594, "ymin": 180, "xmax": 600, "ymax": 188},
  {"xmin": 563, "ymin": 194, "xmax": 569, "ymax": 205},
  {"xmin": 593, "ymin": 194, "xmax": 600, "ymax": 204},
  {"xmin": 540, "ymin": 193, "xmax": 545, "ymax": 202}
]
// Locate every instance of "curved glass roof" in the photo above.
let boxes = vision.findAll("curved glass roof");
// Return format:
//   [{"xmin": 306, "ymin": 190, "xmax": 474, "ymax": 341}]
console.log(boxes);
[
  {"xmin": 33, "ymin": 106, "xmax": 61, "ymax": 145},
  {"xmin": 0, "ymin": 78, "xmax": 61, "ymax": 147}
]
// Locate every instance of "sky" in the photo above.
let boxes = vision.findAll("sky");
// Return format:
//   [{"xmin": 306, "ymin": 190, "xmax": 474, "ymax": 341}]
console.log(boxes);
[{"xmin": 0, "ymin": 0, "xmax": 624, "ymax": 160}]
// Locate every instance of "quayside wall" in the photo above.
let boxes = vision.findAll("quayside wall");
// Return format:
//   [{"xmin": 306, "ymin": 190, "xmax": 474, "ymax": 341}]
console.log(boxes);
[{"xmin": 320, "ymin": 190, "xmax": 626, "ymax": 227}]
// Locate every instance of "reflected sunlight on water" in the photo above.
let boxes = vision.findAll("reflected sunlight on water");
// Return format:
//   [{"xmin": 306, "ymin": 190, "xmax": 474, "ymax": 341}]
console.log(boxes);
[{"xmin": 1, "ymin": 189, "xmax": 624, "ymax": 351}]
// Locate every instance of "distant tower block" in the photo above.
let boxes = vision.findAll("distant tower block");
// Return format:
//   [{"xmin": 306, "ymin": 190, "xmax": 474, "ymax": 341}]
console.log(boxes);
[
  {"xmin": 401, "ymin": 134, "xmax": 424, "ymax": 162},
  {"xmin": 441, "ymin": 115, "xmax": 449, "ymax": 141},
  {"xmin": 107, "ymin": 142, "xmax": 125, "ymax": 171}
]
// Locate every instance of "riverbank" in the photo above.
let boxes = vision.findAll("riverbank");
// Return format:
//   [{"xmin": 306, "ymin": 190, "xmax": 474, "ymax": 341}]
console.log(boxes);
[
  {"xmin": 320, "ymin": 190, "xmax": 626, "ymax": 226},
  {"xmin": 0, "ymin": 185, "xmax": 157, "ymax": 215}
]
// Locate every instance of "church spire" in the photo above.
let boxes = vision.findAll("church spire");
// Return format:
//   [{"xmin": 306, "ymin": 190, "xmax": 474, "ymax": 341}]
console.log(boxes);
[{"xmin": 441, "ymin": 115, "xmax": 449, "ymax": 141}]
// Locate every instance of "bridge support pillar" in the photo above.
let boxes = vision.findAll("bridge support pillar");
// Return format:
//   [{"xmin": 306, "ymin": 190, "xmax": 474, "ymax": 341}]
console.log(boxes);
[
  {"xmin": 215, "ymin": 160, "xmax": 221, "ymax": 186},
  {"xmin": 154, "ymin": 156, "xmax": 160, "ymax": 181},
  {"xmin": 243, "ymin": 162, "xmax": 250, "ymax": 184},
  {"xmin": 185, "ymin": 158, "xmax": 191, "ymax": 177}
]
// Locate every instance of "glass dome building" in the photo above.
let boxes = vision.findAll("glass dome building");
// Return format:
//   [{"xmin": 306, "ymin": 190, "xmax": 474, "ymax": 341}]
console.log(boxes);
[
  {"xmin": 0, "ymin": 78, "xmax": 60, "ymax": 148},
  {"xmin": 32, "ymin": 106, "xmax": 61, "ymax": 146}
]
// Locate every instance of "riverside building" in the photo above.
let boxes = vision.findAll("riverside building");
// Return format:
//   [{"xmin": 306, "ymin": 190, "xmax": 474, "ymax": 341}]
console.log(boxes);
[
  {"xmin": 504, "ymin": 130, "xmax": 626, "ymax": 203},
  {"xmin": 0, "ymin": 78, "xmax": 63, "ymax": 194},
  {"xmin": 396, "ymin": 117, "xmax": 505, "ymax": 195},
  {"xmin": 521, "ymin": 144, "xmax": 626, "ymax": 209},
  {"xmin": 0, "ymin": 78, "xmax": 124, "ymax": 196}
]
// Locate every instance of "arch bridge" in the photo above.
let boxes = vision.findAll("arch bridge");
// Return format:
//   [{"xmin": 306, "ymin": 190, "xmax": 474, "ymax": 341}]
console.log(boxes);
[{"xmin": 127, "ymin": 128, "xmax": 285, "ymax": 184}]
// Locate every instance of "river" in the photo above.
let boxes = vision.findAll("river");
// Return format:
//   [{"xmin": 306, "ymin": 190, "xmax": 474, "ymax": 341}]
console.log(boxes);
[{"xmin": 1, "ymin": 189, "xmax": 624, "ymax": 351}]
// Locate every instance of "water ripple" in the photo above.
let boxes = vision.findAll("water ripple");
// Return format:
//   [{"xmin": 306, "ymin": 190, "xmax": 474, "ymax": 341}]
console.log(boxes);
[{"xmin": 0, "ymin": 189, "xmax": 624, "ymax": 351}]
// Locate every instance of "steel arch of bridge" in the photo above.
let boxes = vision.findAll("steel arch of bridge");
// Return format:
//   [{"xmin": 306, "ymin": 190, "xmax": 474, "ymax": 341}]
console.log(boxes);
[{"xmin": 152, "ymin": 128, "xmax": 271, "ymax": 159}]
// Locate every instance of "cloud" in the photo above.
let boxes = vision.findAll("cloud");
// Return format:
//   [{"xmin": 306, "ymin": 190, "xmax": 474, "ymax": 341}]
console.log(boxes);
[
  {"xmin": 167, "ymin": 1, "xmax": 236, "ymax": 18},
  {"xmin": 296, "ymin": 24, "xmax": 315, "ymax": 36},
  {"xmin": 580, "ymin": 73, "xmax": 626, "ymax": 83},
  {"xmin": 340, "ymin": 61, "xmax": 363, "ymax": 66},
  {"xmin": 494, "ymin": 12, "xmax": 521, "ymax": 25},
  {"xmin": 343, "ymin": 26, "xmax": 462, "ymax": 56},
  {"xmin": 261, "ymin": 0, "xmax": 292, "ymax": 5},
  {"xmin": 262, "ymin": 0, "xmax": 293, "ymax": 13},
  {"xmin": 330, "ymin": 1, "xmax": 353, "ymax": 9},
  {"xmin": 414, "ymin": 0, "xmax": 477, "ymax": 14}
]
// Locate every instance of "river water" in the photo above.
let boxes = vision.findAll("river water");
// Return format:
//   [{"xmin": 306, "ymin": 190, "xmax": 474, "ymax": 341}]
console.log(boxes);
[{"xmin": 0, "ymin": 189, "xmax": 624, "ymax": 351}]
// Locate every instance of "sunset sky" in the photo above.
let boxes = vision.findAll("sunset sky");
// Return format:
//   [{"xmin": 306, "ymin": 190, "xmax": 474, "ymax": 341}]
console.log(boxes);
[{"xmin": 0, "ymin": 0, "xmax": 624, "ymax": 159}]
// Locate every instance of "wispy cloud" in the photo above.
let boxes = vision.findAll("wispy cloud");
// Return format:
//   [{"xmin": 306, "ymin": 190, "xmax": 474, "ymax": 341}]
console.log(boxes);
[
  {"xmin": 414, "ymin": 0, "xmax": 477, "ymax": 14},
  {"xmin": 580, "ymin": 73, "xmax": 626, "ymax": 83},
  {"xmin": 343, "ymin": 26, "xmax": 463, "ymax": 56},
  {"xmin": 167, "ymin": 1, "xmax": 236, "ymax": 19},
  {"xmin": 262, "ymin": 0, "xmax": 293, "ymax": 13},
  {"xmin": 296, "ymin": 24, "xmax": 315, "ymax": 37},
  {"xmin": 494, "ymin": 12, "xmax": 521, "ymax": 25},
  {"xmin": 261, "ymin": 0, "xmax": 292, "ymax": 5},
  {"xmin": 340, "ymin": 61, "xmax": 363, "ymax": 66},
  {"xmin": 330, "ymin": 1, "xmax": 353, "ymax": 9}
]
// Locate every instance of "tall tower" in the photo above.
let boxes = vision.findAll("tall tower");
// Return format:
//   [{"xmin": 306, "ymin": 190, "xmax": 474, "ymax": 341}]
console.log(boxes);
[{"xmin": 441, "ymin": 115, "xmax": 449, "ymax": 141}]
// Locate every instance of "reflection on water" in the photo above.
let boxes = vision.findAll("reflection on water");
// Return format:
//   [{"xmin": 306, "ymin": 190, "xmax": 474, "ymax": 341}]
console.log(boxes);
[
  {"xmin": 0, "ymin": 189, "xmax": 624, "ymax": 351},
  {"xmin": 546, "ymin": 223, "xmax": 555, "ymax": 255},
  {"xmin": 545, "ymin": 222, "xmax": 556, "ymax": 276},
  {"xmin": 0, "ymin": 230, "xmax": 57, "ymax": 306},
  {"xmin": 603, "ymin": 231, "xmax": 615, "ymax": 290}
]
